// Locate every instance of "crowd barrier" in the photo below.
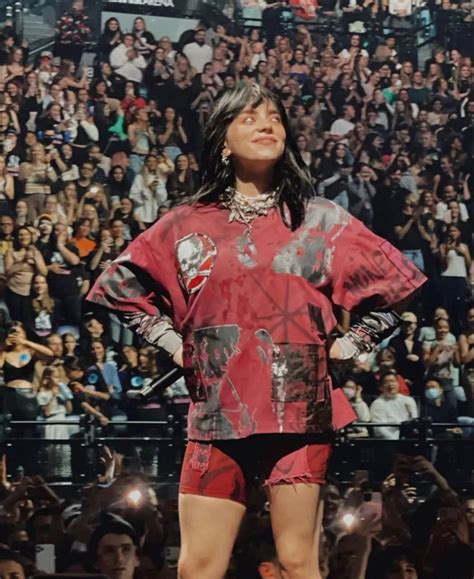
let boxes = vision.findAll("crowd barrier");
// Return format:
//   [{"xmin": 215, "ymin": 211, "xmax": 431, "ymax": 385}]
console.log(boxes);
[{"xmin": 1, "ymin": 413, "xmax": 472, "ymax": 494}]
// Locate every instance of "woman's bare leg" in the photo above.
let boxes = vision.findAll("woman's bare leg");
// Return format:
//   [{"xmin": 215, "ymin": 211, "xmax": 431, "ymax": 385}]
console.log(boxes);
[
  {"xmin": 178, "ymin": 493, "xmax": 246, "ymax": 579},
  {"xmin": 268, "ymin": 483, "xmax": 323, "ymax": 579}
]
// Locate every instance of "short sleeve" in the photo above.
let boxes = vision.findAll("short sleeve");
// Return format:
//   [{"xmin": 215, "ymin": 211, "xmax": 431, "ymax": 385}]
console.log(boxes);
[{"xmin": 331, "ymin": 215, "xmax": 427, "ymax": 312}]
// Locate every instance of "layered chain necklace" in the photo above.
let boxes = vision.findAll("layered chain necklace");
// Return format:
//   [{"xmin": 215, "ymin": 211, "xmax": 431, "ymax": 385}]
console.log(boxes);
[
  {"xmin": 220, "ymin": 186, "xmax": 279, "ymax": 268},
  {"xmin": 222, "ymin": 187, "xmax": 278, "ymax": 232}
]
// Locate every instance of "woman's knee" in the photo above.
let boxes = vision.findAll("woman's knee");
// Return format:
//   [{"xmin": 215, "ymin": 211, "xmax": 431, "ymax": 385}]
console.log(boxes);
[
  {"xmin": 277, "ymin": 543, "xmax": 318, "ymax": 578},
  {"xmin": 178, "ymin": 553, "xmax": 225, "ymax": 579}
]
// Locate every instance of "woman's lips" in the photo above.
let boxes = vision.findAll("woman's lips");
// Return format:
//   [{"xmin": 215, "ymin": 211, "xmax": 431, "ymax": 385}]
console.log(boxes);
[{"xmin": 252, "ymin": 137, "xmax": 278, "ymax": 145}]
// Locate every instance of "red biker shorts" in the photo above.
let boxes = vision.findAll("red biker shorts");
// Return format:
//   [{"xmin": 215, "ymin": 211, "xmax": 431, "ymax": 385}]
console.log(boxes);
[{"xmin": 179, "ymin": 433, "xmax": 332, "ymax": 507}]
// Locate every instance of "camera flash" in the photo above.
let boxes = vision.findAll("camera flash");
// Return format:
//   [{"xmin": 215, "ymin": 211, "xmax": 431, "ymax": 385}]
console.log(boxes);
[
  {"xmin": 128, "ymin": 489, "xmax": 142, "ymax": 505},
  {"xmin": 342, "ymin": 513, "xmax": 356, "ymax": 528}
]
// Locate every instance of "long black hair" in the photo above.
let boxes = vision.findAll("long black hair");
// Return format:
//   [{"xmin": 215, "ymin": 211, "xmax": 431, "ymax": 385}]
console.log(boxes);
[{"xmin": 188, "ymin": 85, "xmax": 313, "ymax": 230}]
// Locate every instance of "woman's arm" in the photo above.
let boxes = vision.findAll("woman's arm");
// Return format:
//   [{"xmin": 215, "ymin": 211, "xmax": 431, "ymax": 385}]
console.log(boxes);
[
  {"xmin": 458, "ymin": 334, "xmax": 474, "ymax": 365},
  {"xmin": 127, "ymin": 124, "xmax": 138, "ymax": 148},
  {"xmin": 80, "ymin": 119, "xmax": 99, "ymax": 142},
  {"xmin": 157, "ymin": 125, "xmax": 173, "ymax": 146},
  {"xmin": 393, "ymin": 215, "xmax": 416, "ymax": 240},
  {"xmin": 88, "ymin": 245, "xmax": 107, "ymax": 271},
  {"xmin": 177, "ymin": 123, "xmax": 188, "ymax": 145},
  {"xmin": 458, "ymin": 243, "xmax": 471, "ymax": 269},
  {"xmin": 33, "ymin": 248, "xmax": 48, "ymax": 276},
  {"xmin": 56, "ymin": 241, "xmax": 80, "ymax": 266},
  {"xmin": 4, "ymin": 175, "xmax": 14, "ymax": 200}
]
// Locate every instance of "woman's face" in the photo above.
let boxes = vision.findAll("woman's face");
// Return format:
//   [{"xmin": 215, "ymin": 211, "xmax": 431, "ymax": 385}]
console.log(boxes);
[
  {"xmin": 224, "ymin": 100, "xmax": 286, "ymax": 169},
  {"xmin": 451, "ymin": 137, "xmax": 462, "ymax": 150},
  {"xmin": 120, "ymin": 198, "xmax": 132, "ymax": 212},
  {"xmin": 335, "ymin": 144, "xmax": 346, "ymax": 158},
  {"xmin": 134, "ymin": 18, "xmax": 144, "ymax": 31},
  {"xmin": 31, "ymin": 144, "xmax": 44, "ymax": 163},
  {"xmin": 50, "ymin": 105, "xmax": 61, "ymax": 118},
  {"xmin": 373, "ymin": 136, "xmax": 383, "ymax": 148},
  {"xmin": 62, "ymin": 144, "xmax": 73, "ymax": 159},
  {"xmin": 296, "ymin": 135, "xmax": 307, "ymax": 151},
  {"xmin": 16, "ymin": 200, "xmax": 27, "ymax": 215},
  {"xmin": 78, "ymin": 220, "xmax": 91, "ymax": 237},
  {"xmin": 122, "ymin": 345, "xmax": 137, "ymax": 364},
  {"xmin": 295, "ymin": 49, "xmax": 305, "ymax": 63},
  {"xmin": 33, "ymin": 275, "xmax": 48, "ymax": 295},
  {"xmin": 448, "ymin": 201, "xmax": 459, "ymax": 218},
  {"xmin": 164, "ymin": 107, "xmax": 175, "ymax": 121},
  {"xmin": 423, "ymin": 191, "xmax": 433, "ymax": 205},
  {"xmin": 176, "ymin": 155, "xmax": 189, "ymax": 170},
  {"xmin": 65, "ymin": 184, "xmax": 77, "ymax": 199},
  {"xmin": 102, "ymin": 63, "xmax": 112, "ymax": 76},
  {"xmin": 18, "ymin": 228, "xmax": 32, "ymax": 247},
  {"xmin": 137, "ymin": 108, "xmax": 148, "ymax": 122},
  {"xmin": 91, "ymin": 342, "xmax": 105, "ymax": 361},
  {"xmin": 112, "ymin": 167, "xmax": 124, "ymax": 181},
  {"xmin": 83, "ymin": 204, "xmax": 96, "ymax": 220},
  {"xmin": 13, "ymin": 49, "xmax": 22, "ymax": 63},
  {"xmin": 108, "ymin": 19, "xmax": 119, "ymax": 32},
  {"xmin": 435, "ymin": 320, "xmax": 450, "ymax": 340},
  {"xmin": 63, "ymin": 333, "xmax": 75, "ymax": 347},
  {"xmin": 138, "ymin": 348, "xmax": 150, "ymax": 368},
  {"xmin": 7, "ymin": 83, "xmax": 18, "ymax": 96},
  {"xmin": 146, "ymin": 156, "xmax": 158, "ymax": 171},
  {"xmin": 448, "ymin": 225, "xmax": 460, "ymax": 240}
]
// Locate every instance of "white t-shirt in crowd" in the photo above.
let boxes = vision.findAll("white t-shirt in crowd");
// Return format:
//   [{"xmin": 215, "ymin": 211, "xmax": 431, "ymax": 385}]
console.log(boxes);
[{"xmin": 370, "ymin": 394, "xmax": 418, "ymax": 440}]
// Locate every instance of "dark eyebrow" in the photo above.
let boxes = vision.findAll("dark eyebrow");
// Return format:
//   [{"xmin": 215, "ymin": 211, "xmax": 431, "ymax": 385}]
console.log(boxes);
[{"xmin": 239, "ymin": 107, "xmax": 281, "ymax": 116}]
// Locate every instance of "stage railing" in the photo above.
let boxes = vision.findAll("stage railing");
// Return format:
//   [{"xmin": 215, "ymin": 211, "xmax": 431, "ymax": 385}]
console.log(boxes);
[{"xmin": 1, "ymin": 412, "xmax": 472, "ymax": 491}]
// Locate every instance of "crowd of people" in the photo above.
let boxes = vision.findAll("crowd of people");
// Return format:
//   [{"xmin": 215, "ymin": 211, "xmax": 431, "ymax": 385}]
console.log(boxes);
[
  {"xmin": 0, "ymin": 449, "xmax": 472, "ymax": 577},
  {"xmin": 0, "ymin": 0, "xmax": 471, "ymax": 575}
]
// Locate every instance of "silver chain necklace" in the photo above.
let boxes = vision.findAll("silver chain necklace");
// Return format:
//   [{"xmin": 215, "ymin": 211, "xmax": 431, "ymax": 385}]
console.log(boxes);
[{"xmin": 222, "ymin": 187, "xmax": 278, "ymax": 231}]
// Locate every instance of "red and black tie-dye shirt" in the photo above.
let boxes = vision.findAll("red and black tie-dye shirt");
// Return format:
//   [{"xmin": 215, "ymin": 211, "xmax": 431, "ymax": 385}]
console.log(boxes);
[{"xmin": 87, "ymin": 198, "xmax": 426, "ymax": 441}]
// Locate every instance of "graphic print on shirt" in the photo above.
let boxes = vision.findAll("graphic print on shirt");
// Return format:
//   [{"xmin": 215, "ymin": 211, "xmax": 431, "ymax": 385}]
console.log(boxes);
[
  {"xmin": 186, "ymin": 324, "xmax": 256, "ymax": 438},
  {"xmin": 272, "ymin": 200, "xmax": 350, "ymax": 284},
  {"xmin": 175, "ymin": 233, "xmax": 217, "ymax": 294}
]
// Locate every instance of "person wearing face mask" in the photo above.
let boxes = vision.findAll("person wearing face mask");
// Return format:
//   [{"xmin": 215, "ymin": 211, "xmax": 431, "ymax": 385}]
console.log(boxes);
[
  {"xmin": 342, "ymin": 377, "xmax": 370, "ymax": 437},
  {"xmin": 423, "ymin": 378, "xmax": 459, "ymax": 436}
]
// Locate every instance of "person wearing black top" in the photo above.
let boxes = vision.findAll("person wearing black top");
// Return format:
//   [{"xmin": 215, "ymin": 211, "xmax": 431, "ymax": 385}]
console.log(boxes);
[
  {"xmin": 41, "ymin": 224, "xmax": 82, "ymax": 326},
  {"xmin": 97, "ymin": 18, "xmax": 123, "ymax": 64},
  {"xmin": 373, "ymin": 166, "xmax": 412, "ymax": 241},
  {"xmin": 393, "ymin": 190, "xmax": 432, "ymax": 272},
  {"xmin": 388, "ymin": 312, "xmax": 426, "ymax": 394}
]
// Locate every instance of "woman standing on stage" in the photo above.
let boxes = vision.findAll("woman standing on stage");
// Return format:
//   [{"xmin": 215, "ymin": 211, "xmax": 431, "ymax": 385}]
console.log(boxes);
[{"xmin": 88, "ymin": 85, "xmax": 425, "ymax": 579}]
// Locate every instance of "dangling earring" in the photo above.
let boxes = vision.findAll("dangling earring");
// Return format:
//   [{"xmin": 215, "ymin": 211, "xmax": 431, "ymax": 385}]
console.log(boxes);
[{"xmin": 221, "ymin": 150, "xmax": 230, "ymax": 166}]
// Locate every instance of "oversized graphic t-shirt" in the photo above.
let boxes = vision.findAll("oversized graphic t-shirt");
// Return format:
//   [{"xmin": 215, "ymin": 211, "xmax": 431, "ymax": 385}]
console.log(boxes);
[{"xmin": 88, "ymin": 198, "xmax": 426, "ymax": 441}]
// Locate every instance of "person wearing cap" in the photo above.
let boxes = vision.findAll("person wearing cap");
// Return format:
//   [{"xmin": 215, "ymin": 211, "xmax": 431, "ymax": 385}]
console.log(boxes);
[
  {"xmin": 388, "ymin": 311, "xmax": 425, "ymax": 392},
  {"xmin": 88, "ymin": 512, "xmax": 140, "ymax": 579}
]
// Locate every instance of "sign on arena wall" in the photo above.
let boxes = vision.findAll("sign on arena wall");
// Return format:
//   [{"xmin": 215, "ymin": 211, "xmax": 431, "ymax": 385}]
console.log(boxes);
[{"xmin": 104, "ymin": 0, "xmax": 175, "ymax": 6}]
